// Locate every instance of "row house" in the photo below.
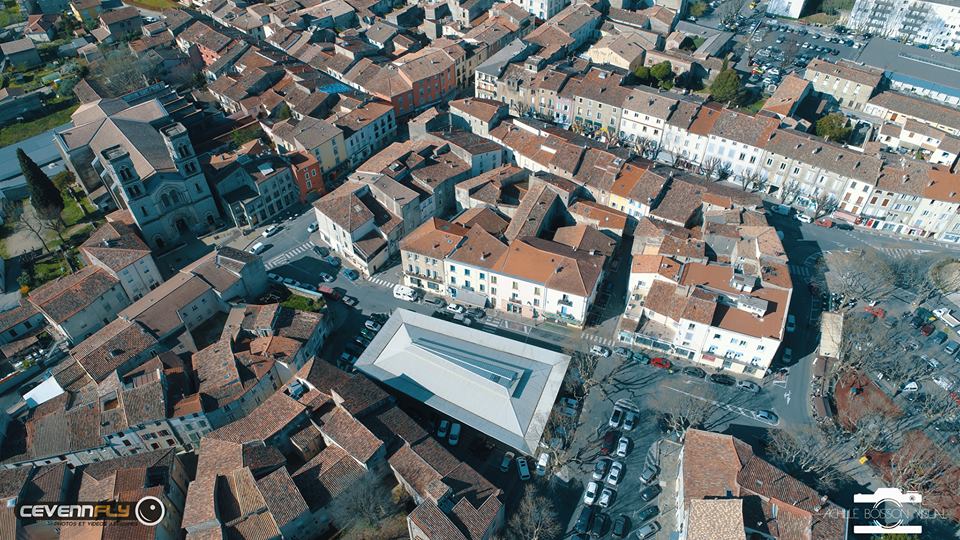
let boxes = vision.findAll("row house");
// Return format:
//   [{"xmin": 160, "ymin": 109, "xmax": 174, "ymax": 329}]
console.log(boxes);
[
  {"xmin": 803, "ymin": 58, "xmax": 884, "ymax": 111},
  {"xmin": 701, "ymin": 108, "xmax": 780, "ymax": 181},
  {"xmin": 876, "ymin": 120, "xmax": 960, "ymax": 167},
  {"xmin": 864, "ymin": 91, "xmax": 960, "ymax": 138},
  {"xmin": 80, "ymin": 221, "xmax": 162, "ymax": 302},
  {"xmin": 28, "ymin": 266, "xmax": 133, "ymax": 344},
  {"xmin": 561, "ymin": 67, "xmax": 633, "ymax": 135},
  {"xmin": 328, "ymin": 98, "xmax": 398, "ymax": 167},
  {"xmin": 618, "ymin": 86, "xmax": 680, "ymax": 145},
  {"xmin": 263, "ymin": 116, "xmax": 349, "ymax": 183}
]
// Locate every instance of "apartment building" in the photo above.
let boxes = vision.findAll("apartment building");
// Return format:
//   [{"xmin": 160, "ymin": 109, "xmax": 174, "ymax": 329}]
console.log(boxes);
[
  {"xmin": 803, "ymin": 59, "xmax": 884, "ymax": 111},
  {"xmin": 28, "ymin": 266, "xmax": 133, "ymax": 344},
  {"xmin": 864, "ymin": 91, "xmax": 960, "ymax": 137},
  {"xmin": 876, "ymin": 120, "xmax": 960, "ymax": 167},
  {"xmin": 848, "ymin": 0, "xmax": 960, "ymax": 50},
  {"xmin": 701, "ymin": 109, "xmax": 779, "ymax": 180},
  {"xmin": 80, "ymin": 222, "xmax": 162, "ymax": 301},
  {"xmin": 263, "ymin": 116, "xmax": 348, "ymax": 183},
  {"xmin": 562, "ymin": 68, "xmax": 633, "ymax": 135},
  {"xmin": 618, "ymin": 86, "xmax": 679, "ymax": 145}
]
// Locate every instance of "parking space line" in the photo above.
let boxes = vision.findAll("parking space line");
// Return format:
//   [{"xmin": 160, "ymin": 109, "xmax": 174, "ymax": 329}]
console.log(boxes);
[{"xmin": 664, "ymin": 385, "xmax": 761, "ymax": 422}]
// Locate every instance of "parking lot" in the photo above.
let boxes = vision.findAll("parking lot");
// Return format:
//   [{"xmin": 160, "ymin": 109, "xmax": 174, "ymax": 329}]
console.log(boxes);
[{"xmin": 743, "ymin": 21, "xmax": 864, "ymax": 88}]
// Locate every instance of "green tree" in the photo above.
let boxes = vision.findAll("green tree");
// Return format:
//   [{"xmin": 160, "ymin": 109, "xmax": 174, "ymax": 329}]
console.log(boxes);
[
  {"xmin": 816, "ymin": 112, "xmax": 852, "ymax": 143},
  {"xmin": 634, "ymin": 65, "xmax": 652, "ymax": 84},
  {"xmin": 690, "ymin": 1, "xmax": 708, "ymax": 16},
  {"xmin": 650, "ymin": 61, "xmax": 674, "ymax": 83},
  {"xmin": 18, "ymin": 148, "xmax": 63, "ymax": 221},
  {"xmin": 710, "ymin": 69, "xmax": 741, "ymax": 104}
]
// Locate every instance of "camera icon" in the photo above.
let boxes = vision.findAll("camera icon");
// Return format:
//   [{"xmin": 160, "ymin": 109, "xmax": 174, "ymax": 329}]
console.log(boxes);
[{"xmin": 853, "ymin": 488, "xmax": 922, "ymax": 506}]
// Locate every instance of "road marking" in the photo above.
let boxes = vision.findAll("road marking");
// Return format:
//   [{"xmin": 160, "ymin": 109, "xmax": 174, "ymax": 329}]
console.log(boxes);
[
  {"xmin": 365, "ymin": 276, "xmax": 398, "ymax": 288},
  {"xmin": 665, "ymin": 385, "xmax": 761, "ymax": 422},
  {"xmin": 265, "ymin": 241, "xmax": 316, "ymax": 269},
  {"xmin": 784, "ymin": 391, "xmax": 791, "ymax": 405}
]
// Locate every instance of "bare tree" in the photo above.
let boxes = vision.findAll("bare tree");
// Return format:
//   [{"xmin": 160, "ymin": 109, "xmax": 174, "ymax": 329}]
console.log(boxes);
[
  {"xmin": 777, "ymin": 179, "xmax": 801, "ymax": 204},
  {"xmin": 812, "ymin": 192, "xmax": 839, "ymax": 219},
  {"xmin": 737, "ymin": 170, "xmax": 762, "ymax": 191},
  {"xmin": 929, "ymin": 258, "xmax": 960, "ymax": 301},
  {"xmin": 909, "ymin": 388, "xmax": 960, "ymax": 427},
  {"xmin": 819, "ymin": 249, "xmax": 895, "ymax": 302},
  {"xmin": 701, "ymin": 156, "xmax": 723, "ymax": 180},
  {"xmin": 90, "ymin": 48, "xmax": 153, "ymax": 97},
  {"xmin": 766, "ymin": 427, "xmax": 845, "ymax": 490},
  {"xmin": 654, "ymin": 388, "xmax": 716, "ymax": 437},
  {"xmin": 603, "ymin": 129, "xmax": 623, "ymax": 149},
  {"xmin": 887, "ymin": 440, "xmax": 953, "ymax": 493},
  {"xmin": 511, "ymin": 101, "xmax": 532, "ymax": 118},
  {"xmin": 633, "ymin": 137, "xmax": 661, "ymax": 160},
  {"xmin": 506, "ymin": 485, "xmax": 562, "ymax": 540},
  {"xmin": 328, "ymin": 476, "xmax": 403, "ymax": 535},
  {"xmin": 717, "ymin": 0, "xmax": 748, "ymax": 23},
  {"xmin": 848, "ymin": 412, "xmax": 902, "ymax": 455},
  {"xmin": 716, "ymin": 161, "xmax": 733, "ymax": 181},
  {"xmin": 20, "ymin": 202, "xmax": 51, "ymax": 254},
  {"xmin": 564, "ymin": 351, "xmax": 601, "ymax": 400}
]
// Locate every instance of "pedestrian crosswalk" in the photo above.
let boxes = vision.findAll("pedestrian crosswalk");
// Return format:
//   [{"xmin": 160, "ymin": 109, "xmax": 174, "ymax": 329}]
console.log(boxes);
[
  {"xmin": 365, "ymin": 276, "xmax": 398, "ymax": 289},
  {"xmin": 265, "ymin": 241, "xmax": 316, "ymax": 269},
  {"xmin": 788, "ymin": 264, "xmax": 812, "ymax": 278},
  {"xmin": 582, "ymin": 332, "xmax": 615, "ymax": 347},
  {"xmin": 877, "ymin": 247, "xmax": 932, "ymax": 260}
]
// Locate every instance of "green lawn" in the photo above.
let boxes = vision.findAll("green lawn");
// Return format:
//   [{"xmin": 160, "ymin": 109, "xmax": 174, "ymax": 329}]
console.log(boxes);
[
  {"xmin": 123, "ymin": 0, "xmax": 178, "ymax": 9},
  {"xmin": 61, "ymin": 194, "xmax": 96, "ymax": 227},
  {"xmin": 280, "ymin": 294, "xmax": 326, "ymax": 312},
  {"xmin": 0, "ymin": 103, "xmax": 78, "ymax": 147},
  {"xmin": 0, "ymin": 1, "xmax": 23, "ymax": 27}
]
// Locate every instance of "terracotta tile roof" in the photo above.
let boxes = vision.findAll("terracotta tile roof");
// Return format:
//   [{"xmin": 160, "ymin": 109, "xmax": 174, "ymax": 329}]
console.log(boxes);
[
  {"xmin": 493, "ymin": 237, "xmax": 605, "ymax": 297},
  {"xmin": 806, "ymin": 58, "xmax": 883, "ymax": 88},
  {"xmin": 119, "ymin": 273, "xmax": 213, "ymax": 336},
  {"xmin": 401, "ymin": 218, "xmax": 469, "ymax": 259},
  {"xmin": 180, "ymin": 21, "xmax": 232, "ymax": 53},
  {"xmin": 552, "ymin": 224, "xmax": 617, "ymax": 257},
  {"xmin": 610, "ymin": 163, "xmax": 668, "ymax": 203},
  {"xmin": 688, "ymin": 102, "xmax": 722, "ymax": 136},
  {"xmin": 502, "ymin": 184, "xmax": 559, "ymax": 241},
  {"xmin": 208, "ymin": 390, "xmax": 306, "ymax": 444},
  {"xmin": 568, "ymin": 200, "xmax": 629, "ymax": 232},
  {"xmin": 388, "ymin": 442, "xmax": 448, "ymax": 502},
  {"xmin": 255, "ymin": 467, "xmax": 308, "ymax": 529},
  {"xmin": 686, "ymin": 499, "xmax": 745, "ymax": 540},
  {"xmin": 710, "ymin": 109, "xmax": 780, "ymax": 148},
  {"xmin": 450, "ymin": 97, "xmax": 505, "ymax": 123},
  {"xmin": 411, "ymin": 438, "xmax": 461, "ymax": 477},
  {"xmin": 867, "ymin": 91, "xmax": 960, "ymax": 133},
  {"xmin": 70, "ymin": 319, "xmax": 157, "ymax": 382},
  {"xmin": 29, "ymin": 266, "xmax": 120, "ymax": 323},
  {"xmin": 651, "ymin": 178, "xmax": 705, "ymax": 225},
  {"xmin": 448, "ymin": 227, "xmax": 508, "ymax": 270},
  {"xmin": 365, "ymin": 405, "xmax": 428, "ymax": 446},
  {"xmin": 292, "ymin": 445, "xmax": 366, "ymax": 509},
  {"xmin": 410, "ymin": 501, "xmax": 470, "ymax": 540},
  {"xmin": 762, "ymin": 74, "xmax": 809, "ymax": 117},
  {"xmin": 182, "ymin": 438, "xmax": 244, "ymax": 531},
  {"xmin": 452, "ymin": 207, "xmax": 510, "ymax": 236},
  {"xmin": 0, "ymin": 301, "xmax": 40, "ymax": 333},
  {"xmin": 24, "ymin": 463, "xmax": 68, "ymax": 503},
  {"xmin": 194, "ymin": 337, "xmax": 242, "ymax": 410},
  {"xmin": 225, "ymin": 510, "xmax": 280, "ymax": 540},
  {"xmin": 631, "ymin": 254, "xmax": 681, "ymax": 281},
  {"xmin": 319, "ymin": 407, "xmax": 383, "ymax": 462}
]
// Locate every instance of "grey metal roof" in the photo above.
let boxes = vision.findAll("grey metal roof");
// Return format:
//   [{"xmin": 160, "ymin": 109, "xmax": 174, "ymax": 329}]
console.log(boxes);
[
  {"xmin": 475, "ymin": 38, "xmax": 534, "ymax": 78},
  {"xmin": 855, "ymin": 39, "xmax": 960, "ymax": 98},
  {"xmin": 355, "ymin": 309, "xmax": 570, "ymax": 455}
]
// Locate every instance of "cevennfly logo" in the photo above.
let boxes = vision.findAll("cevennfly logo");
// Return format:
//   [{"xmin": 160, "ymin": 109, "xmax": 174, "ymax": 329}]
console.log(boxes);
[
  {"xmin": 852, "ymin": 488, "xmax": 922, "ymax": 535},
  {"xmin": 17, "ymin": 495, "xmax": 165, "ymax": 527}
]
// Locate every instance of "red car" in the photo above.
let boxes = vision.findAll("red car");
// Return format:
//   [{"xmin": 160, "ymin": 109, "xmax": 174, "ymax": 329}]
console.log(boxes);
[
  {"xmin": 920, "ymin": 324, "xmax": 935, "ymax": 336},
  {"xmin": 318, "ymin": 285, "xmax": 341, "ymax": 301},
  {"xmin": 864, "ymin": 306, "xmax": 886, "ymax": 318},
  {"xmin": 651, "ymin": 357, "xmax": 672, "ymax": 370},
  {"xmin": 600, "ymin": 431, "xmax": 618, "ymax": 455}
]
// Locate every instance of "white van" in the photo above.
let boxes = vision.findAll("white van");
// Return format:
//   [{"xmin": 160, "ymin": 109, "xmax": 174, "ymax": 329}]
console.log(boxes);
[
  {"xmin": 797, "ymin": 213, "xmax": 813, "ymax": 223},
  {"xmin": 248, "ymin": 242, "xmax": 266, "ymax": 255},
  {"xmin": 392, "ymin": 284, "xmax": 417, "ymax": 301}
]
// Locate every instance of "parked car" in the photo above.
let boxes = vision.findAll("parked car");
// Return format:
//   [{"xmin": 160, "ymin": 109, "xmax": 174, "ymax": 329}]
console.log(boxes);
[
  {"xmin": 934, "ymin": 374, "xmax": 957, "ymax": 391},
  {"xmin": 359, "ymin": 328, "xmax": 377, "ymax": 340},
  {"xmin": 606, "ymin": 461, "xmax": 623, "ymax": 485},
  {"xmin": 639, "ymin": 463, "xmax": 659, "ymax": 484},
  {"xmin": 609, "ymin": 407, "xmax": 625, "ymax": 428},
  {"xmin": 623, "ymin": 410, "xmax": 638, "ymax": 431},
  {"xmin": 783, "ymin": 348, "xmax": 793, "ymax": 362},
  {"xmin": 365, "ymin": 320, "xmax": 382, "ymax": 332},
  {"xmin": 597, "ymin": 487, "xmax": 614, "ymax": 508},
  {"xmin": 343, "ymin": 269, "xmax": 360, "ymax": 281},
  {"xmin": 307, "ymin": 222, "xmax": 319, "ymax": 233},
  {"xmin": 614, "ymin": 347, "xmax": 632, "ymax": 358},
  {"xmin": 437, "ymin": 420, "xmax": 450, "ymax": 438},
  {"xmin": 615, "ymin": 436, "xmax": 630, "ymax": 458},
  {"xmin": 635, "ymin": 521, "xmax": 661, "ymax": 539},
  {"xmin": 424, "ymin": 297, "xmax": 446, "ymax": 307},
  {"xmin": 632, "ymin": 351, "xmax": 650, "ymax": 364},
  {"xmin": 710, "ymin": 373, "xmax": 736, "ymax": 386},
  {"xmin": 319, "ymin": 273, "xmax": 334, "ymax": 283},
  {"xmin": 591, "ymin": 512, "xmax": 608, "ymax": 537},
  {"xmin": 446, "ymin": 303, "xmax": 465, "ymax": 314},
  {"xmin": 932, "ymin": 331, "xmax": 948, "ymax": 344},
  {"xmin": 267, "ymin": 273, "xmax": 281, "ymax": 283},
  {"xmin": 500, "ymin": 451, "xmax": 515, "ymax": 472},
  {"xmin": 650, "ymin": 357, "xmax": 671, "ymax": 370},
  {"xmin": 560, "ymin": 397, "xmax": 579, "ymax": 417},
  {"xmin": 591, "ymin": 345, "xmax": 611, "ymax": 357},
  {"xmin": 593, "ymin": 459, "xmax": 609, "ymax": 480},
  {"xmin": 601, "ymin": 431, "xmax": 618, "ymax": 455},
  {"xmin": 583, "ymin": 481, "xmax": 600, "ymax": 505},
  {"xmin": 516, "ymin": 456, "xmax": 531, "ymax": 480},
  {"xmin": 323, "ymin": 255, "xmax": 341, "ymax": 267},
  {"xmin": 737, "ymin": 380, "xmax": 761, "ymax": 393},
  {"xmin": 681, "ymin": 367, "xmax": 706, "ymax": 378},
  {"xmin": 612, "ymin": 515, "xmax": 630, "ymax": 538},
  {"xmin": 313, "ymin": 245, "xmax": 330, "ymax": 257},
  {"xmin": 755, "ymin": 409, "xmax": 780, "ymax": 425},
  {"xmin": 575, "ymin": 507, "xmax": 594, "ymax": 534},
  {"xmin": 448, "ymin": 423, "xmax": 461, "ymax": 446},
  {"xmin": 786, "ymin": 314, "xmax": 797, "ymax": 332},
  {"xmin": 262, "ymin": 224, "xmax": 281, "ymax": 237},
  {"xmin": 248, "ymin": 242, "xmax": 266, "ymax": 255},
  {"xmin": 636, "ymin": 505, "xmax": 659, "ymax": 524},
  {"xmin": 534, "ymin": 452, "xmax": 550, "ymax": 476},
  {"xmin": 639, "ymin": 485, "xmax": 662, "ymax": 502}
]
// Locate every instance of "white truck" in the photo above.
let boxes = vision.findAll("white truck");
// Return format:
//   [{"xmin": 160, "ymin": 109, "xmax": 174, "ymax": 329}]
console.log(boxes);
[{"xmin": 933, "ymin": 308, "xmax": 960, "ymax": 328}]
